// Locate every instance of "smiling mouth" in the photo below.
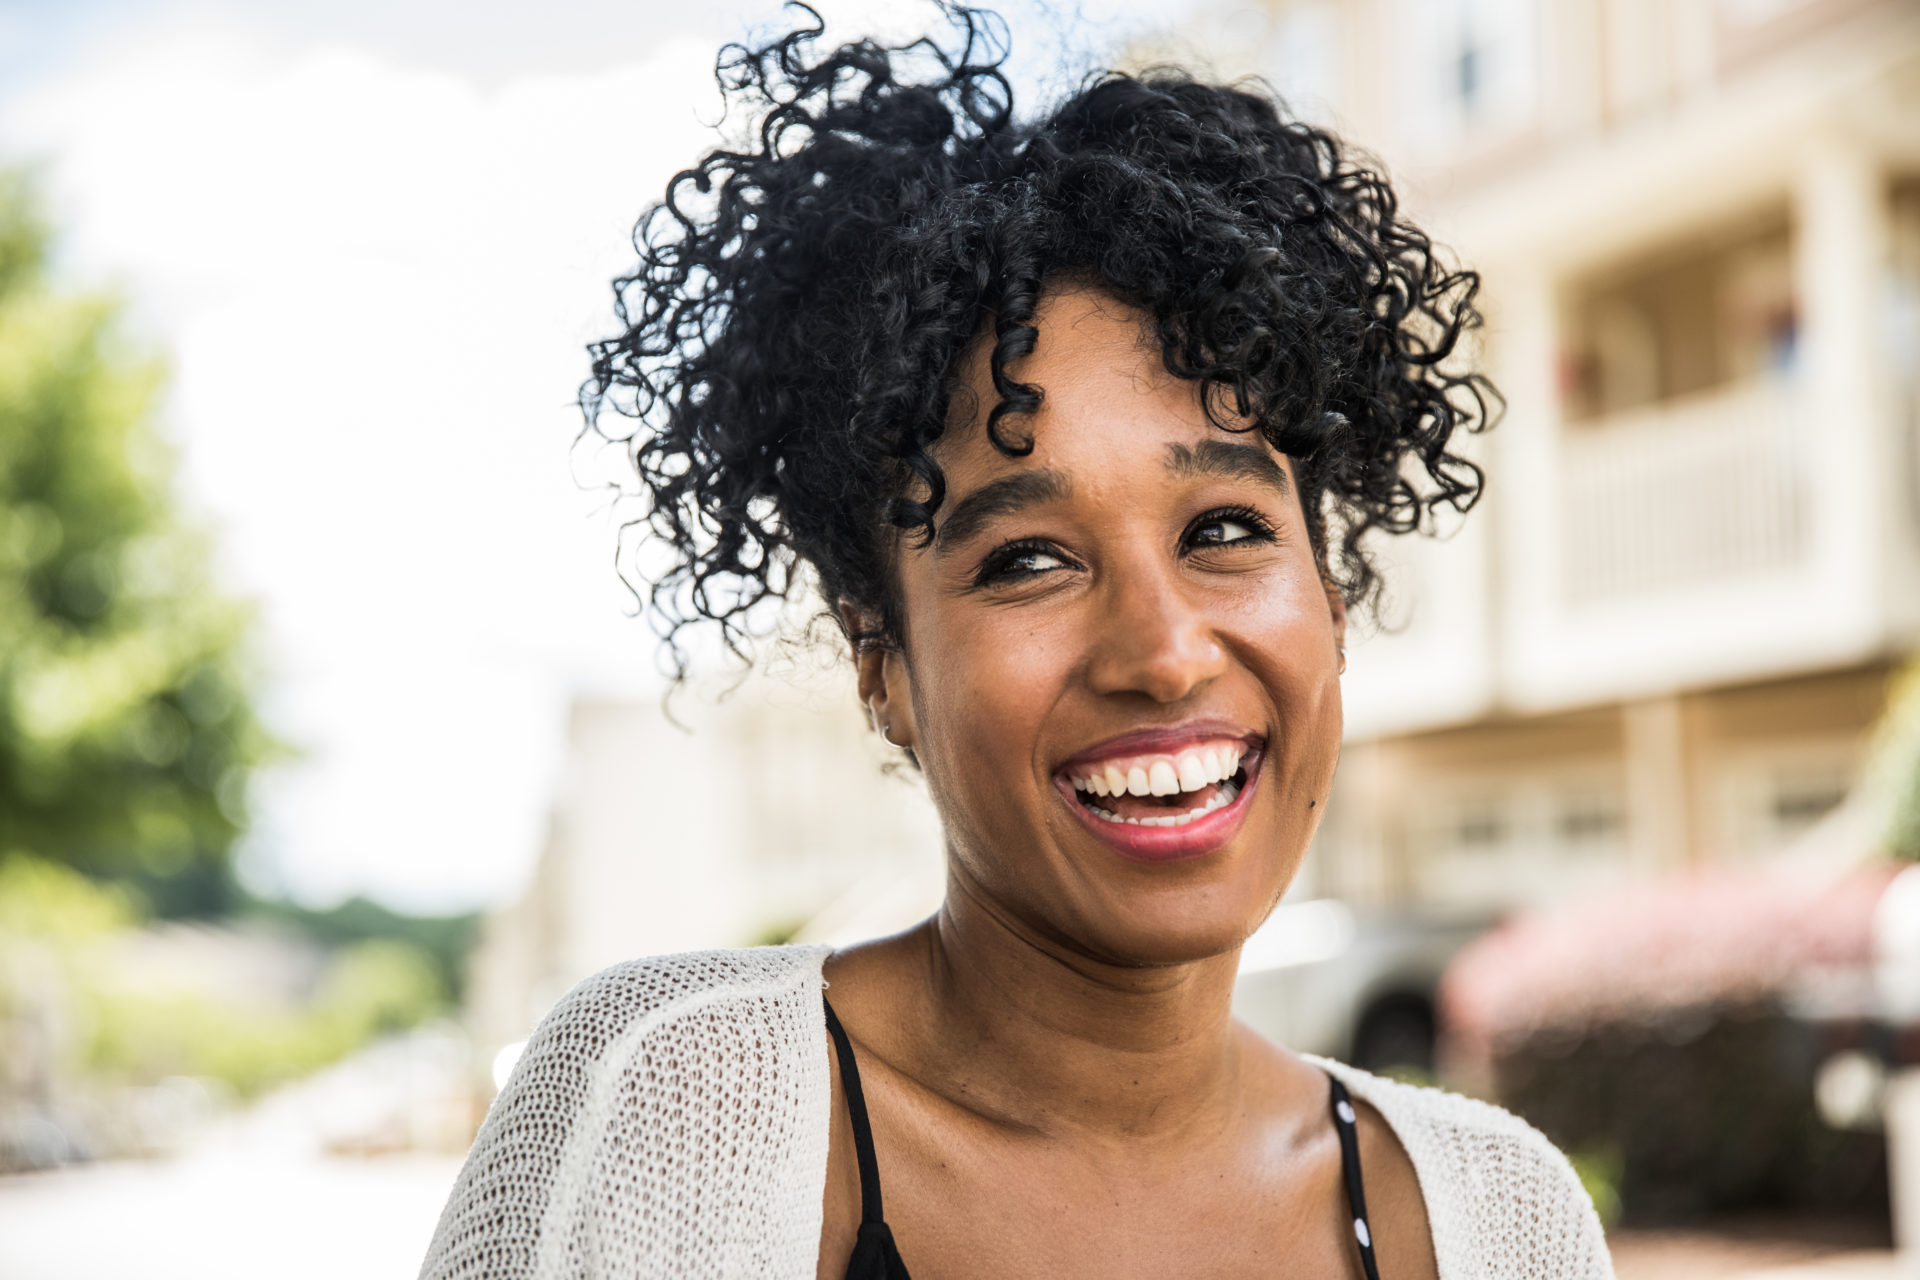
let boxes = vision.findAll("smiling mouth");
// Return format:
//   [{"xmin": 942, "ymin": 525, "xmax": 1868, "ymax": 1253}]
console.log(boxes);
[{"xmin": 1062, "ymin": 740, "xmax": 1252, "ymax": 829}]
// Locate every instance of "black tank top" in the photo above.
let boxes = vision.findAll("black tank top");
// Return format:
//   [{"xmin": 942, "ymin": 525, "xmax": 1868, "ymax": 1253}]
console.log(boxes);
[{"xmin": 824, "ymin": 998, "xmax": 1384, "ymax": 1280}]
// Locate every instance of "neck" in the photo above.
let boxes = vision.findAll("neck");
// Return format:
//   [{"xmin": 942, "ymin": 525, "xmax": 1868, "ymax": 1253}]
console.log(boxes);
[{"xmin": 903, "ymin": 865, "xmax": 1249, "ymax": 1144}]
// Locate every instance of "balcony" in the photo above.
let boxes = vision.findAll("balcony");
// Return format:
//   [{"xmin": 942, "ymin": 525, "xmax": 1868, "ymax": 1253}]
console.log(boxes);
[
  {"xmin": 1561, "ymin": 379, "xmax": 1807, "ymax": 606},
  {"xmin": 1345, "ymin": 368, "xmax": 1915, "ymax": 737},
  {"xmin": 1342, "ymin": 154, "xmax": 1920, "ymax": 739},
  {"xmin": 1500, "ymin": 370, "xmax": 1920, "ymax": 711}
]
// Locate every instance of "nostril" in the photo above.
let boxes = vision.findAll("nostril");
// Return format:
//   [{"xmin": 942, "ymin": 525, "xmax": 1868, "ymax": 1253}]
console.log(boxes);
[{"xmin": 1081, "ymin": 588, "xmax": 1228, "ymax": 701}]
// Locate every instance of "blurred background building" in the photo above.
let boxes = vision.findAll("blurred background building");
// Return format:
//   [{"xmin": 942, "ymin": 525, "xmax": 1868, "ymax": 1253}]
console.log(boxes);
[
  {"xmin": 1181, "ymin": 0, "xmax": 1920, "ymax": 916},
  {"xmin": 5, "ymin": 0, "xmax": 1920, "ymax": 1277},
  {"xmin": 465, "ymin": 677, "xmax": 944, "ymax": 1060}
]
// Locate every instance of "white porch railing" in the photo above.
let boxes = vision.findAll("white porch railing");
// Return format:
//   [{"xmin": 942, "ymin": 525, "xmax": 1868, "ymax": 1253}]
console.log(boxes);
[{"xmin": 1561, "ymin": 379, "xmax": 1808, "ymax": 605}]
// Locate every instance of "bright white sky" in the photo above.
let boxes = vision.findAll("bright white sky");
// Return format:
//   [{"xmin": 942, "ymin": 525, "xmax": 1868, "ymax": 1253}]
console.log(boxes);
[{"xmin": 0, "ymin": 0, "xmax": 1199, "ymax": 913}]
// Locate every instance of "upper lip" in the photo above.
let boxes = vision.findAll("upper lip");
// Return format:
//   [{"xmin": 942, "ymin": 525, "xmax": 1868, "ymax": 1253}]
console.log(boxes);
[{"xmin": 1054, "ymin": 719, "xmax": 1264, "ymax": 775}]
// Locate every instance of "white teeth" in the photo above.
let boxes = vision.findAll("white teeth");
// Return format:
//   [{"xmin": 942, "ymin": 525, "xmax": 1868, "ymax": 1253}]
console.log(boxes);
[
  {"xmin": 1068, "ymin": 742, "xmax": 1251, "ymax": 804},
  {"xmin": 1084, "ymin": 779, "xmax": 1241, "ymax": 826}
]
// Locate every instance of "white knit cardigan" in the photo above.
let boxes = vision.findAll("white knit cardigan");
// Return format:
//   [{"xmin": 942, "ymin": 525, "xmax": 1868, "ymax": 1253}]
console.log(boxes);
[{"xmin": 422, "ymin": 945, "xmax": 1616, "ymax": 1279}]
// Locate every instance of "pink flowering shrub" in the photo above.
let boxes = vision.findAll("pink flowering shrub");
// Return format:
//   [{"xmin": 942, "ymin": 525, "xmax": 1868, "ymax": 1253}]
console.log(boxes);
[{"xmin": 1437, "ymin": 858, "xmax": 1902, "ymax": 1221}]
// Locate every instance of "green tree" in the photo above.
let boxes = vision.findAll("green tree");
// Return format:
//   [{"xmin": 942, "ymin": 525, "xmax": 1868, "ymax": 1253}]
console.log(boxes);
[
  {"xmin": 0, "ymin": 170, "xmax": 274, "ymax": 914},
  {"xmin": 1876, "ymin": 657, "xmax": 1920, "ymax": 861},
  {"xmin": 247, "ymin": 893, "xmax": 480, "ymax": 1001}
]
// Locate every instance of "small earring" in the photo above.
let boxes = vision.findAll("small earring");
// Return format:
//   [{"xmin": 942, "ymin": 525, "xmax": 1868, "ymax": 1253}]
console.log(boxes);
[
  {"xmin": 1336, "ymin": 646, "xmax": 1347, "ymax": 674},
  {"xmin": 880, "ymin": 723, "xmax": 908, "ymax": 750}
]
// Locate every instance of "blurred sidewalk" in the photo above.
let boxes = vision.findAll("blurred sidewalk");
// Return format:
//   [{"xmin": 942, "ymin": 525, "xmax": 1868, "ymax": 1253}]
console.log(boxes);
[
  {"xmin": 3, "ymin": 1154, "xmax": 1907, "ymax": 1278},
  {"xmin": 0, "ymin": 1149, "xmax": 462, "ymax": 1280},
  {"xmin": 1611, "ymin": 1218, "xmax": 1902, "ymax": 1280}
]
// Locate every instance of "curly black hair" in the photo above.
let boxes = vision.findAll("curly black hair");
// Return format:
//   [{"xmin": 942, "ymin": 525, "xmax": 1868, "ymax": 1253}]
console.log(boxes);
[{"xmin": 582, "ymin": 2, "xmax": 1496, "ymax": 676}]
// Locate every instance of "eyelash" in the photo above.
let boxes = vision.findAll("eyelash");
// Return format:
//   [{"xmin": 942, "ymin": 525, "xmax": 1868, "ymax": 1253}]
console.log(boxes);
[
  {"xmin": 971, "ymin": 506, "xmax": 1279, "ymax": 587},
  {"xmin": 1188, "ymin": 505, "xmax": 1278, "ymax": 549},
  {"xmin": 973, "ymin": 539, "xmax": 1069, "ymax": 587}
]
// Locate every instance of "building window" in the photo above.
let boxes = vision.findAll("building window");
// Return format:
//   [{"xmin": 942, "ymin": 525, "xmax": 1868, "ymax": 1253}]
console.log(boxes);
[
  {"xmin": 1556, "ymin": 792, "xmax": 1625, "ymax": 846},
  {"xmin": 1454, "ymin": 800, "xmax": 1509, "ymax": 851},
  {"xmin": 1769, "ymin": 774, "xmax": 1849, "ymax": 835},
  {"xmin": 1410, "ymin": 771, "xmax": 1628, "ymax": 909},
  {"xmin": 1716, "ymin": 740, "xmax": 1863, "ymax": 857},
  {"xmin": 1397, "ymin": 0, "xmax": 1538, "ymax": 153},
  {"xmin": 1560, "ymin": 211, "xmax": 1795, "ymax": 423},
  {"xmin": 1890, "ymin": 182, "xmax": 1920, "ymax": 385}
]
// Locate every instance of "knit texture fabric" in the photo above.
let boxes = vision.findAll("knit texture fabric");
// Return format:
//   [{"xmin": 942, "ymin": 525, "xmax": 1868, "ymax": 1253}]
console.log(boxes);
[{"xmin": 422, "ymin": 945, "xmax": 1616, "ymax": 1280}]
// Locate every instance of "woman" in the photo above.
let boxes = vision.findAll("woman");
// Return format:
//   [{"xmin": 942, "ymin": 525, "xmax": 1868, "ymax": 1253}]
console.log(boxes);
[{"xmin": 423, "ymin": 5, "xmax": 1615, "ymax": 1278}]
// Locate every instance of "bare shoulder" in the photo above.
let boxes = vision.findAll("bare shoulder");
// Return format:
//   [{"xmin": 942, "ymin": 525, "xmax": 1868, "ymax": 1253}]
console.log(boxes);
[
  {"xmin": 1345, "ymin": 1084, "xmax": 1440, "ymax": 1280},
  {"xmin": 1233, "ymin": 1031, "xmax": 1438, "ymax": 1280},
  {"xmin": 1277, "ymin": 1048, "xmax": 1437, "ymax": 1280}
]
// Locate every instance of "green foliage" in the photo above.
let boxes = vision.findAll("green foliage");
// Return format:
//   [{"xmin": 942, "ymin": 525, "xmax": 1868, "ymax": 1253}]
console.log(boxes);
[
  {"xmin": 1375, "ymin": 1063, "xmax": 1436, "ymax": 1089},
  {"xmin": 0, "ymin": 174, "xmax": 468, "ymax": 1120},
  {"xmin": 0, "ymin": 171, "xmax": 276, "ymax": 913},
  {"xmin": 80, "ymin": 937, "xmax": 447, "ymax": 1098},
  {"xmin": 245, "ymin": 894, "xmax": 480, "ymax": 1002},
  {"xmin": 1874, "ymin": 657, "xmax": 1920, "ymax": 861},
  {"xmin": 0, "ymin": 170, "xmax": 48, "ymax": 300},
  {"xmin": 0, "ymin": 855, "xmax": 449, "ymax": 1100},
  {"xmin": 745, "ymin": 916, "xmax": 808, "ymax": 949},
  {"xmin": 314, "ymin": 938, "xmax": 446, "ymax": 1036},
  {"xmin": 1566, "ymin": 1143, "xmax": 1625, "ymax": 1229},
  {"xmin": 0, "ymin": 851, "xmax": 139, "ymax": 940}
]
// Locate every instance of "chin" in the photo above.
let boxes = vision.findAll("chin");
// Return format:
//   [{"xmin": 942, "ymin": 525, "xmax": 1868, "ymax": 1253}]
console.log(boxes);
[{"xmin": 1067, "ymin": 891, "xmax": 1279, "ymax": 970}]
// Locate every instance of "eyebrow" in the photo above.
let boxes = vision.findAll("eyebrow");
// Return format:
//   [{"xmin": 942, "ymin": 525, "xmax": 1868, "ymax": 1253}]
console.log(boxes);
[
  {"xmin": 930, "ymin": 438, "xmax": 1290, "ymax": 554},
  {"xmin": 1165, "ymin": 439, "xmax": 1292, "ymax": 497},
  {"xmin": 933, "ymin": 469, "xmax": 1072, "ymax": 552}
]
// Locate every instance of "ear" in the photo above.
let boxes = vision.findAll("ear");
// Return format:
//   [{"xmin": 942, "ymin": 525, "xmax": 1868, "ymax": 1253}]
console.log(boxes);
[
  {"xmin": 838, "ymin": 600, "xmax": 917, "ymax": 750},
  {"xmin": 1324, "ymin": 579, "xmax": 1349, "ymax": 673}
]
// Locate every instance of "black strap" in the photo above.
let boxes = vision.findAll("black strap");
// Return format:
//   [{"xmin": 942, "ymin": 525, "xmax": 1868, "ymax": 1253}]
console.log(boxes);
[
  {"xmin": 824, "ymin": 997, "xmax": 886, "ymax": 1225},
  {"xmin": 823, "ymin": 998, "xmax": 912, "ymax": 1280},
  {"xmin": 1327, "ymin": 1072, "xmax": 1383, "ymax": 1280}
]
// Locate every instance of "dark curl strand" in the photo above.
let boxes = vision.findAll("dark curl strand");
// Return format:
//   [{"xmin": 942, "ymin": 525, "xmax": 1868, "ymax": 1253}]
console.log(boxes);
[{"xmin": 582, "ymin": 2, "xmax": 1498, "ymax": 677}]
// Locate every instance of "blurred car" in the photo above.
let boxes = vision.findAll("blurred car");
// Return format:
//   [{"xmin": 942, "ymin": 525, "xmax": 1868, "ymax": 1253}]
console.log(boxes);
[{"xmin": 1232, "ymin": 897, "xmax": 1499, "ymax": 1076}]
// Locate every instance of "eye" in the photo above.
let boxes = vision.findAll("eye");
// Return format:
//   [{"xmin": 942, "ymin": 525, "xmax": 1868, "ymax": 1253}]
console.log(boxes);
[
  {"xmin": 974, "ymin": 539, "xmax": 1075, "ymax": 586},
  {"xmin": 1186, "ymin": 506, "xmax": 1276, "ymax": 550}
]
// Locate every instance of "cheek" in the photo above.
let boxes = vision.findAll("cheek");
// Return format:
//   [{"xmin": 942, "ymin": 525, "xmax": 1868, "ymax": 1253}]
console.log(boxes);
[
  {"xmin": 1256, "ymin": 641, "xmax": 1345, "ymax": 829},
  {"xmin": 1281, "ymin": 672, "xmax": 1343, "ymax": 800},
  {"xmin": 905, "ymin": 600, "xmax": 1070, "ymax": 809},
  {"xmin": 1224, "ymin": 549, "xmax": 1330, "ymax": 624},
  {"xmin": 1224, "ymin": 569, "xmax": 1344, "ymax": 778}
]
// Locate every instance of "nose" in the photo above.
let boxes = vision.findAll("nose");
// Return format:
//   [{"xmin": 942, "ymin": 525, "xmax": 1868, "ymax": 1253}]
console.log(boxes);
[{"xmin": 1083, "ymin": 564, "xmax": 1228, "ymax": 703}]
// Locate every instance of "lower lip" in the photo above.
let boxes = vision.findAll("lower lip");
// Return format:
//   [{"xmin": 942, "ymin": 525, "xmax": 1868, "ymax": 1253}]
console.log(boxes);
[{"xmin": 1055, "ymin": 752, "xmax": 1262, "ymax": 864}]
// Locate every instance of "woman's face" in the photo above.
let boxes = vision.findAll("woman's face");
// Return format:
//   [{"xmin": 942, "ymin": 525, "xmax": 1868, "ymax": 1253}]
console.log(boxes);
[{"xmin": 859, "ymin": 285, "xmax": 1345, "ymax": 967}]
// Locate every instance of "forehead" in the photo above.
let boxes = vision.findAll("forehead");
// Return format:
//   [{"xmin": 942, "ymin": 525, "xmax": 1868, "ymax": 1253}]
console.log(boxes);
[{"xmin": 938, "ymin": 284, "xmax": 1262, "ymax": 483}]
